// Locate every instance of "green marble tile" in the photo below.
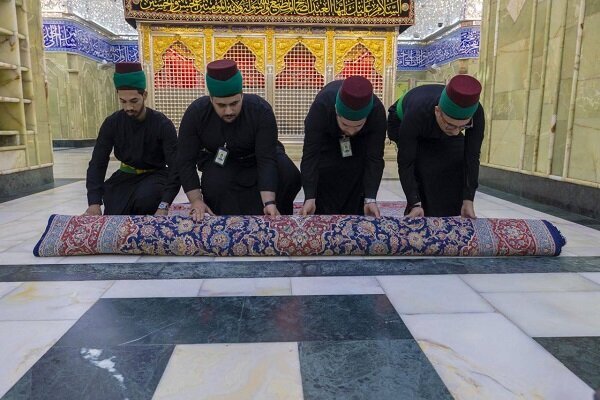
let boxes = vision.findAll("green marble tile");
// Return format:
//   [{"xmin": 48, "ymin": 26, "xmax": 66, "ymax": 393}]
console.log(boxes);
[{"xmin": 299, "ymin": 340, "xmax": 453, "ymax": 400}]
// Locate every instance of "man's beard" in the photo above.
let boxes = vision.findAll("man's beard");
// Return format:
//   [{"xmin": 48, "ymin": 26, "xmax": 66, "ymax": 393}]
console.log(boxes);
[{"xmin": 126, "ymin": 107, "xmax": 144, "ymax": 120}]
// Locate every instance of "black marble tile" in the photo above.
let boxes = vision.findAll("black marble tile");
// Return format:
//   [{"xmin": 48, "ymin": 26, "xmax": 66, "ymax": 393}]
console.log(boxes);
[
  {"xmin": 56, "ymin": 295, "xmax": 411, "ymax": 347},
  {"xmin": 0, "ymin": 178, "xmax": 80, "ymax": 203},
  {"xmin": 1, "ymin": 345, "xmax": 173, "ymax": 400},
  {"xmin": 535, "ymin": 337, "xmax": 600, "ymax": 390},
  {"xmin": 2, "ymin": 257, "xmax": 600, "ymax": 282},
  {"xmin": 299, "ymin": 340, "xmax": 453, "ymax": 400},
  {"xmin": 478, "ymin": 184, "xmax": 600, "ymax": 228}
]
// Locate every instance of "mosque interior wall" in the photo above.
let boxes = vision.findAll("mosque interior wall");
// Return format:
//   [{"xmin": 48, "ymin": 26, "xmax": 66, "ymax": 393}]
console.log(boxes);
[
  {"xmin": 479, "ymin": 0, "xmax": 600, "ymax": 188},
  {"xmin": 0, "ymin": 0, "xmax": 53, "ymax": 196},
  {"xmin": 45, "ymin": 52, "xmax": 117, "ymax": 144}
]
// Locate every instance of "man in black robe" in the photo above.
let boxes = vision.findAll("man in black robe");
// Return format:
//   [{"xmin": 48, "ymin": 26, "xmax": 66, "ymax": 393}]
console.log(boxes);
[
  {"xmin": 83, "ymin": 62, "xmax": 180, "ymax": 216},
  {"xmin": 177, "ymin": 59, "xmax": 300, "ymax": 220},
  {"xmin": 387, "ymin": 74, "xmax": 484, "ymax": 218},
  {"xmin": 300, "ymin": 76, "xmax": 386, "ymax": 217}
]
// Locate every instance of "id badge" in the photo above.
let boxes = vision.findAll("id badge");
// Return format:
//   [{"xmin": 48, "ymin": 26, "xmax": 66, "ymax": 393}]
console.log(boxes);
[
  {"xmin": 214, "ymin": 146, "xmax": 229, "ymax": 166},
  {"xmin": 339, "ymin": 137, "xmax": 353, "ymax": 158}
]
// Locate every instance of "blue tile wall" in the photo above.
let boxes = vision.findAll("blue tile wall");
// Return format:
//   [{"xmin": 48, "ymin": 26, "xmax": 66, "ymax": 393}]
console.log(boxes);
[
  {"xmin": 43, "ymin": 19, "xmax": 138, "ymax": 63},
  {"xmin": 397, "ymin": 26, "xmax": 480, "ymax": 71}
]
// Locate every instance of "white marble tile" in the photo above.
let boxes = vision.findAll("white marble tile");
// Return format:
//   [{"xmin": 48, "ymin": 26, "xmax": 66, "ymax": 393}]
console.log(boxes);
[
  {"xmin": 0, "ymin": 211, "xmax": 32, "ymax": 225},
  {"xmin": 0, "ymin": 251, "xmax": 65, "ymax": 265},
  {"xmin": 136, "ymin": 255, "xmax": 215, "ymax": 263},
  {"xmin": 560, "ymin": 246, "xmax": 600, "ymax": 256},
  {"xmin": 3, "ymin": 238, "xmax": 39, "ymax": 253},
  {"xmin": 198, "ymin": 278, "xmax": 291, "ymax": 297},
  {"xmin": 56, "ymin": 255, "xmax": 141, "ymax": 264},
  {"xmin": 0, "ymin": 219, "xmax": 46, "ymax": 241},
  {"xmin": 402, "ymin": 313, "xmax": 594, "ymax": 400},
  {"xmin": 0, "ymin": 320, "xmax": 76, "ymax": 398},
  {"xmin": 580, "ymin": 272, "xmax": 600, "ymax": 286},
  {"xmin": 0, "ymin": 281, "xmax": 113, "ymax": 320},
  {"xmin": 102, "ymin": 279, "xmax": 203, "ymax": 298},
  {"xmin": 212, "ymin": 256, "xmax": 291, "ymax": 262},
  {"xmin": 291, "ymin": 276, "xmax": 383, "ymax": 295},
  {"xmin": 482, "ymin": 291, "xmax": 600, "ymax": 337},
  {"xmin": 461, "ymin": 273, "xmax": 600, "ymax": 292},
  {"xmin": 0, "ymin": 282, "xmax": 21, "ymax": 299},
  {"xmin": 377, "ymin": 275, "xmax": 494, "ymax": 314},
  {"xmin": 0, "ymin": 240, "xmax": 22, "ymax": 252},
  {"xmin": 153, "ymin": 342, "xmax": 303, "ymax": 400}
]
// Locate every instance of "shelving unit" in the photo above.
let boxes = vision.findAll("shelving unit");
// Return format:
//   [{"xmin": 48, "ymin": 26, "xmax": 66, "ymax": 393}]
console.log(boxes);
[{"xmin": 0, "ymin": 0, "xmax": 43, "ymax": 170}]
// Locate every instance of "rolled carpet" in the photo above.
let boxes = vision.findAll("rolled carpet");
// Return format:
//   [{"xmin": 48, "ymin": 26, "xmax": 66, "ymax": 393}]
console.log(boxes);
[{"xmin": 34, "ymin": 208, "xmax": 565, "ymax": 257}]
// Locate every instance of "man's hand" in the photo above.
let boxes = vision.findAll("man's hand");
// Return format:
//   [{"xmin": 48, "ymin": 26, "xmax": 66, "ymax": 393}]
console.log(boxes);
[
  {"xmin": 189, "ymin": 198, "xmax": 214, "ymax": 222},
  {"xmin": 263, "ymin": 204, "xmax": 281, "ymax": 216},
  {"xmin": 301, "ymin": 199, "xmax": 316, "ymax": 216},
  {"xmin": 461, "ymin": 200, "xmax": 476, "ymax": 219},
  {"xmin": 83, "ymin": 204, "xmax": 102, "ymax": 216},
  {"xmin": 154, "ymin": 209, "xmax": 168, "ymax": 216},
  {"xmin": 406, "ymin": 205, "xmax": 424, "ymax": 218},
  {"xmin": 364, "ymin": 202, "xmax": 381, "ymax": 218}
]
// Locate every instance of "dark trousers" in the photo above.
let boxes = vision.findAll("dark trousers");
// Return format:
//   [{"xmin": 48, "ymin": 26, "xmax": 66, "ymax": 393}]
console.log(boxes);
[
  {"xmin": 103, "ymin": 170, "xmax": 168, "ymax": 215},
  {"xmin": 201, "ymin": 150, "xmax": 301, "ymax": 215},
  {"xmin": 415, "ymin": 136, "xmax": 465, "ymax": 217},
  {"xmin": 314, "ymin": 161, "xmax": 365, "ymax": 215}
]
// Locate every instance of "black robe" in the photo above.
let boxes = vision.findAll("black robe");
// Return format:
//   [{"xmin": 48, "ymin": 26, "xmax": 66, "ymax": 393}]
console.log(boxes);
[
  {"xmin": 387, "ymin": 84, "xmax": 485, "ymax": 217},
  {"xmin": 301, "ymin": 80, "xmax": 386, "ymax": 215},
  {"xmin": 177, "ymin": 94, "xmax": 300, "ymax": 215},
  {"xmin": 86, "ymin": 108, "xmax": 180, "ymax": 215}
]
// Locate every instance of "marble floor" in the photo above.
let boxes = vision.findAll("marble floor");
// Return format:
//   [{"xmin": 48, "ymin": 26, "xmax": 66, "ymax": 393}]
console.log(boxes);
[{"xmin": 0, "ymin": 148, "xmax": 599, "ymax": 399}]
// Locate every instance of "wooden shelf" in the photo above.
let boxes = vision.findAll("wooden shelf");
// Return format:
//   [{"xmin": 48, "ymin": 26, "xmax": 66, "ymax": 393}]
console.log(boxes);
[
  {"xmin": 0, "ymin": 96, "xmax": 20, "ymax": 103},
  {"xmin": 20, "ymin": 66, "xmax": 29, "ymax": 72},
  {"xmin": 0, "ymin": 62, "xmax": 18, "ymax": 70},
  {"xmin": 0, "ymin": 145, "xmax": 26, "ymax": 152},
  {"xmin": 0, "ymin": 130, "xmax": 19, "ymax": 136},
  {"xmin": 22, "ymin": 98, "xmax": 31, "ymax": 104}
]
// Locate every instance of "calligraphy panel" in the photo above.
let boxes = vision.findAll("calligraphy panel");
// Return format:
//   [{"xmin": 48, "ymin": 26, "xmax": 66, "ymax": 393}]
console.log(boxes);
[{"xmin": 124, "ymin": 0, "xmax": 414, "ymax": 26}]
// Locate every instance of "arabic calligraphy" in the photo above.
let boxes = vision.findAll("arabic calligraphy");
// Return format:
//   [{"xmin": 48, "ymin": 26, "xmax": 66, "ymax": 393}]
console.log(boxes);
[{"xmin": 134, "ymin": 0, "xmax": 405, "ymax": 18}]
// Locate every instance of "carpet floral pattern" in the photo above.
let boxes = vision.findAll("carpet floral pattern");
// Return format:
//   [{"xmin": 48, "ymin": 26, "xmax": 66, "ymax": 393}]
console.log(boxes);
[{"xmin": 34, "ymin": 202, "xmax": 565, "ymax": 257}]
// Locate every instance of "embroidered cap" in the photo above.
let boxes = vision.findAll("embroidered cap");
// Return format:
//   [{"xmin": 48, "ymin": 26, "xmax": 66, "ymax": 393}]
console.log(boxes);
[
  {"xmin": 113, "ymin": 62, "xmax": 146, "ymax": 90},
  {"xmin": 335, "ymin": 76, "xmax": 374, "ymax": 121},
  {"xmin": 438, "ymin": 74, "xmax": 482, "ymax": 119},
  {"xmin": 206, "ymin": 59, "xmax": 243, "ymax": 97}
]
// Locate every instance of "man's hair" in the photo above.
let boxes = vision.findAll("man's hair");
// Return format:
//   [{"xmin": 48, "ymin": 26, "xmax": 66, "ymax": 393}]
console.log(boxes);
[{"xmin": 116, "ymin": 89, "xmax": 146, "ymax": 96}]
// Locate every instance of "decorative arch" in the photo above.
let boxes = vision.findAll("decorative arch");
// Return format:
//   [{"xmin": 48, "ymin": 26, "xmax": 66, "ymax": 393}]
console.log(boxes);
[
  {"xmin": 154, "ymin": 41, "xmax": 204, "ymax": 89},
  {"xmin": 335, "ymin": 43, "xmax": 383, "ymax": 92},
  {"xmin": 222, "ymin": 42, "xmax": 265, "ymax": 89},
  {"xmin": 275, "ymin": 43, "xmax": 324, "ymax": 89}
]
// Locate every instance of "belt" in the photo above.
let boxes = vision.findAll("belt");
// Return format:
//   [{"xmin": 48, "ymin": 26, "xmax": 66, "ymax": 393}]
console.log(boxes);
[{"xmin": 119, "ymin": 162, "xmax": 156, "ymax": 175}]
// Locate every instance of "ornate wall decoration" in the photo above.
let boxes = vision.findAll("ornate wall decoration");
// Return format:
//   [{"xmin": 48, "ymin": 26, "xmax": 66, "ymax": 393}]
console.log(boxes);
[
  {"xmin": 274, "ymin": 38, "xmax": 325, "ymax": 76},
  {"xmin": 154, "ymin": 42, "xmax": 204, "ymax": 89},
  {"xmin": 397, "ymin": 26, "xmax": 480, "ymax": 70},
  {"xmin": 214, "ymin": 37, "xmax": 266, "ymax": 74},
  {"xmin": 124, "ymin": 0, "xmax": 414, "ymax": 26},
  {"xmin": 222, "ymin": 43, "xmax": 266, "ymax": 89},
  {"xmin": 43, "ymin": 20, "xmax": 138, "ymax": 63},
  {"xmin": 334, "ymin": 38, "xmax": 385, "ymax": 76},
  {"xmin": 152, "ymin": 35, "xmax": 204, "ymax": 74},
  {"xmin": 275, "ymin": 44, "xmax": 325, "ymax": 89}
]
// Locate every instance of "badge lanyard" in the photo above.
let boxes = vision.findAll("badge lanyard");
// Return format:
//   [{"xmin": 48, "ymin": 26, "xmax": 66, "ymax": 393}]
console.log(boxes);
[
  {"xmin": 339, "ymin": 136, "xmax": 353, "ymax": 158},
  {"xmin": 214, "ymin": 125, "xmax": 230, "ymax": 167}
]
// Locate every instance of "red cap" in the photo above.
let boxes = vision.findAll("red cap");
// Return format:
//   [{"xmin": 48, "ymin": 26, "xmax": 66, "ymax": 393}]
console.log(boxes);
[
  {"xmin": 445, "ymin": 74, "xmax": 481, "ymax": 107},
  {"xmin": 339, "ymin": 76, "xmax": 373, "ymax": 110},
  {"xmin": 115, "ymin": 62, "xmax": 142, "ymax": 74},
  {"xmin": 206, "ymin": 59, "xmax": 239, "ymax": 81}
]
